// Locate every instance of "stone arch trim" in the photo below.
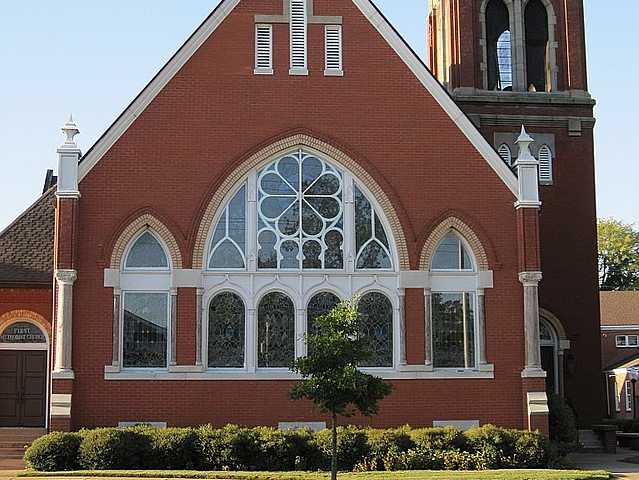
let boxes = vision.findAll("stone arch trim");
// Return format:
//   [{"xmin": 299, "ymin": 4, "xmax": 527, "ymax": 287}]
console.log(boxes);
[
  {"xmin": 419, "ymin": 217, "xmax": 490, "ymax": 271},
  {"xmin": 192, "ymin": 134, "xmax": 410, "ymax": 270},
  {"xmin": 539, "ymin": 308, "xmax": 568, "ymax": 342},
  {"xmin": 0, "ymin": 310, "xmax": 51, "ymax": 339},
  {"xmin": 110, "ymin": 214, "xmax": 183, "ymax": 269}
]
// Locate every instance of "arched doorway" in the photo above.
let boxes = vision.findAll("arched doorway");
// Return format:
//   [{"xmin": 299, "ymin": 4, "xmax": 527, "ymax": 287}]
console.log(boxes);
[
  {"xmin": 539, "ymin": 310, "xmax": 569, "ymax": 397},
  {"xmin": 0, "ymin": 320, "xmax": 48, "ymax": 427}
]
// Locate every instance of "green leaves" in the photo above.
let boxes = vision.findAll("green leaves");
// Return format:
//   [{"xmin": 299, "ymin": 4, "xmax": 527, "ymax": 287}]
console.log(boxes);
[
  {"xmin": 598, "ymin": 218, "xmax": 639, "ymax": 291},
  {"xmin": 290, "ymin": 298, "xmax": 393, "ymax": 418}
]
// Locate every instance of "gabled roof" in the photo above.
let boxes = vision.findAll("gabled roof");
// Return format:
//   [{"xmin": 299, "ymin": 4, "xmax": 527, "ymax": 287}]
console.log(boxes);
[
  {"xmin": 0, "ymin": 188, "xmax": 56, "ymax": 286},
  {"xmin": 606, "ymin": 351, "xmax": 639, "ymax": 372},
  {"xmin": 601, "ymin": 291, "xmax": 639, "ymax": 327},
  {"xmin": 76, "ymin": 0, "xmax": 519, "ymax": 196}
]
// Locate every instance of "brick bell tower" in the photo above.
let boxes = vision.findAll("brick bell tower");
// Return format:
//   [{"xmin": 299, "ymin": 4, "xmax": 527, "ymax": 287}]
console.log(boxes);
[{"xmin": 428, "ymin": 0, "xmax": 603, "ymax": 425}]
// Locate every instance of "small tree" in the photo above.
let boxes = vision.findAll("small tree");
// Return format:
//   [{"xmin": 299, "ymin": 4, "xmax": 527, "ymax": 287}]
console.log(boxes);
[{"xmin": 290, "ymin": 299, "xmax": 392, "ymax": 480}]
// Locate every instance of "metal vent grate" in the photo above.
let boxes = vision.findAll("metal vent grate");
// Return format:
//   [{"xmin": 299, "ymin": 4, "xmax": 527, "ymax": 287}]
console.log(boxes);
[
  {"xmin": 497, "ymin": 143, "xmax": 512, "ymax": 165},
  {"xmin": 255, "ymin": 24, "xmax": 273, "ymax": 73},
  {"xmin": 290, "ymin": 0, "xmax": 307, "ymax": 71},
  {"xmin": 325, "ymin": 25, "xmax": 343, "ymax": 73},
  {"xmin": 538, "ymin": 144, "xmax": 553, "ymax": 184}
]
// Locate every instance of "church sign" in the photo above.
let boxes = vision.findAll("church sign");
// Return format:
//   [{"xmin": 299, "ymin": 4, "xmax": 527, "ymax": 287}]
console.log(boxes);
[{"xmin": 0, "ymin": 322, "xmax": 46, "ymax": 344}]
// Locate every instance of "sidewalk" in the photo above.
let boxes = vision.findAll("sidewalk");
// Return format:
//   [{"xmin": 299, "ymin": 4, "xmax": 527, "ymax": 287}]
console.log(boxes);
[{"xmin": 567, "ymin": 448, "xmax": 639, "ymax": 478}]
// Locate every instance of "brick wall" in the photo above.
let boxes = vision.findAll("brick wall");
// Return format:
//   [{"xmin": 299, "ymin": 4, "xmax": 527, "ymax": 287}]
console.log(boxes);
[{"xmin": 59, "ymin": 0, "xmax": 540, "ymax": 429}]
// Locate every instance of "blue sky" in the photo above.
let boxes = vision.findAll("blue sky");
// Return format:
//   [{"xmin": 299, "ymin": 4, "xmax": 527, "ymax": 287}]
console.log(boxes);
[{"xmin": 0, "ymin": 1, "xmax": 636, "ymax": 231}]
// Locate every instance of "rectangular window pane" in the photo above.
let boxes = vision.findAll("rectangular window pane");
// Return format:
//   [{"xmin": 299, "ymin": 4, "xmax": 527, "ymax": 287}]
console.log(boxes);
[
  {"xmin": 630, "ymin": 336, "xmax": 639, "ymax": 347},
  {"xmin": 123, "ymin": 293, "xmax": 168, "ymax": 368},
  {"xmin": 617, "ymin": 336, "xmax": 627, "ymax": 347},
  {"xmin": 627, "ymin": 381, "xmax": 634, "ymax": 412},
  {"xmin": 432, "ymin": 292, "xmax": 476, "ymax": 368}
]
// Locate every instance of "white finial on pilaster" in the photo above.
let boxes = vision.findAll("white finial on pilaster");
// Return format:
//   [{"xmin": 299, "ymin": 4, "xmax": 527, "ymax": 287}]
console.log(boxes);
[
  {"xmin": 57, "ymin": 115, "xmax": 82, "ymax": 199},
  {"xmin": 61, "ymin": 115, "xmax": 80, "ymax": 148},
  {"xmin": 514, "ymin": 125, "xmax": 541, "ymax": 210}
]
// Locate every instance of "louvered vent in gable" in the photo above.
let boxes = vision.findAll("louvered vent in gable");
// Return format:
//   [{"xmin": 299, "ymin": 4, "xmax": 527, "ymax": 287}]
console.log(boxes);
[
  {"xmin": 290, "ymin": 0, "xmax": 307, "ymax": 74},
  {"xmin": 497, "ymin": 143, "xmax": 512, "ymax": 165},
  {"xmin": 538, "ymin": 145, "xmax": 553, "ymax": 184},
  {"xmin": 255, "ymin": 24, "xmax": 273, "ymax": 74},
  {"xmin": 325, "ymin": 25, "xmax": 343, "ymax": 75}
]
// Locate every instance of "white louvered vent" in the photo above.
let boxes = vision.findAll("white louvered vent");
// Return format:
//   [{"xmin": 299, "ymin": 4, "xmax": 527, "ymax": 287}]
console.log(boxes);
[
  {"xmin": 497, "ymin": 143, "xmax": 512, "ymax": 165},
  {"xmin": 290, "ymin": 0, "xmax": 308, "ymax": 74},
  {"xmin": 255, "ymin": 24, "xmax": 273, "ymax": 74},
  {"xmin": 538, "ymin": 144, "xmax": 553, "ymax": 184},
  {"xmin": 325, "ymin": 25, "xmax": 343, "ymax": 75}
]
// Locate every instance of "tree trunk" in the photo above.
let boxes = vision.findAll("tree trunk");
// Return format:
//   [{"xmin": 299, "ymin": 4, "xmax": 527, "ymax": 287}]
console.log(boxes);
[{"xmin": 331, "ymin": 411, "xmax": 338, "ymax": 480}]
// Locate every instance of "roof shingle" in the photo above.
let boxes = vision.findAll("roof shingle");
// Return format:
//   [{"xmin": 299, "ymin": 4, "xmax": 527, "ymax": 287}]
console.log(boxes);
[
  {"xmin": 0, "ymin": 188, "xmax": 55, "ymax": 286},
  {"xmin": 600, "ymin": 291, "xmax": 639, "ymax": 326}
]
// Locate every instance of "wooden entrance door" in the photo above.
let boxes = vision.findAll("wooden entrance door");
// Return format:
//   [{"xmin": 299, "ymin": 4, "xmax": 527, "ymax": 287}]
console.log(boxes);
[{"xmin": 0, "ymin": 351, "xmax": 46, "ymax": 427}]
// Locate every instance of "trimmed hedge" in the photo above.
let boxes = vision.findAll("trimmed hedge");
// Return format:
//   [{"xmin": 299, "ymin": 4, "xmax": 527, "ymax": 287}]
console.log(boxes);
[{"xmin": 24, "ymin": 424, "xmax": 552, "ymax": 473}]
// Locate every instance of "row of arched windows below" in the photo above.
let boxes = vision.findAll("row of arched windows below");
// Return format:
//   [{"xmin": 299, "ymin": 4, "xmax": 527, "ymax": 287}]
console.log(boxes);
[{"xmin": 113, "ymin": 148, "xmax": 483, "ymax": 374}]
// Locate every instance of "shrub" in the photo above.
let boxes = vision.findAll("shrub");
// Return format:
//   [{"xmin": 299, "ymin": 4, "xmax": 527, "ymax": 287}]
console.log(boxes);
[
  {"xmin": 363, "ymin": 427, "xmax": 415, "ymax": 471},
  {"xmin": 411, "ymin": 427, "xmax": 467, "ymax": 451},
  {"xmin": 148, "ymin": 427, "xmax": 199, "ymax": 470},
  {"xmin": 24, "ymin": 432, "xmax": 81, "ymax": 472},
  {"xmin": 314, "ymin": 426, "xmax": 369, "ymax": 471},
  {"xmin": 78, "ymin": 428, "xmax": 152, "ymax": 470},
  {"xmin": 26, "ymin": 423, "xmax": 552, "ymax": 473}
]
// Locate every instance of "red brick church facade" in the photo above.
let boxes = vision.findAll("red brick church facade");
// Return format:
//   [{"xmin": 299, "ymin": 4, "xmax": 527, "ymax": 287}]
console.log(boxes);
[{"xmin": 0, "ymin": 0, "xmax": 600, "ymax": 433}]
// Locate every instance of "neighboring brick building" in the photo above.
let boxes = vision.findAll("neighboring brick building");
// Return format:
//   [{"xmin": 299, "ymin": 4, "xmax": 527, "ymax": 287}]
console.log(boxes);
[
  {"xmin": 0, "ymin": 0, "xmax": 601, "ymax": 433},
  {"xmin": 601, "ymin": 292, "xmax": 639, "ymax": 419}
]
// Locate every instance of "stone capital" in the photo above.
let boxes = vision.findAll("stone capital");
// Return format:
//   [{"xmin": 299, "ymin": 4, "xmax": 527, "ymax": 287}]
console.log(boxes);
[
  {"xmin": 518, "ymin": 271, "xmax": 542, "ymax": 287},
  {"xmin": 55, "ymin": 269, "xmax": 78, "ymax": 285}
]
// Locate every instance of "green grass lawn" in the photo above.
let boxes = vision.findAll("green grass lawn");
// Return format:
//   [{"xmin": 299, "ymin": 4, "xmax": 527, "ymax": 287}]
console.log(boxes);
[{"xmin": 8, "ymin": 470, "xmax": 610, "ymax": 480}]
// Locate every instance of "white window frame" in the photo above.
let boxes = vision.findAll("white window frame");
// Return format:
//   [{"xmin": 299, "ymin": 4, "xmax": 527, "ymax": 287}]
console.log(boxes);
[
  {"xmin": 324, "ymin": 25, "xmax": 343, "ymax": 76},
  {"xmin": 626, "ymin": 380, "xmax": 634, "ymax": 413},
  {"xmin": 616, "ymin": 335, "xmax": 639, "ymax": 348},
  {"xmin": 254, "ymin": 24, "xmax": 273, "ymax": 75},
  {"xmin": 614, "ymin": 377, "xmax": 621, "ymax": 412}
]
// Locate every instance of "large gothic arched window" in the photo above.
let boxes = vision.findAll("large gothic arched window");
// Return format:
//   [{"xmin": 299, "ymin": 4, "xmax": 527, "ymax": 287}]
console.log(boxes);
[
  {"xmin": 525, "ymin": 0, "xmax": 550, "ymax": 92},
  {"xmin": 202, "ymin": 147, "xmax": 400, "ymax": 373}
]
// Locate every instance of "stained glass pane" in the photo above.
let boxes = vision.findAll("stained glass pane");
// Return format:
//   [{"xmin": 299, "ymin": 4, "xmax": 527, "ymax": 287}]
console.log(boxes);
[
  {"xmin": 123, "ymin": 293, "xmax": 168, "ymax": 368},
  {"xmin": 258, "ymin": 293, "xmax": 295, "ymax": 368},
  {"xmin": 354, "ymin": 186, "xmax": 393, "ymax": 270},
  {"xmin": 208, "ymin": 292, "xmax": 245, "ymax": 368},
  {"xmin": 257, "ymin": 150, "xmax": 344, "ymax": 270},
  {"xmin": 307, "ymin": 292, "xmax": 340, "ymax": 355},
  {"xmin": 358, "ymin": 292, "xmax": 393, "ymax": 367},
  {"xmin": 432, "ymin": 292, "xmax": 476, "ymax": 368},
  {"xmin": 125, "ymin": 232, "xmax": 168, "ymax": 269},
  {"xmin": 209, "ymin": 187, "xmax": 246, "ymax": 269}
]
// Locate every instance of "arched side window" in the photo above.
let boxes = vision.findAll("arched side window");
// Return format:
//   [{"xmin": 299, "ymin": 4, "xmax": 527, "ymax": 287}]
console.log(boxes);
[
  {"xmin": 208, "ymin": 292, "xmax": 245, "ymax": 368},
  {"xmin": 486, "ymin": 0, "xmax": 512, "ymax": 91},
  {"xmin": 258, "ymin": 292, "xmax": 295, "ymax": 368},
  {"xmin": 498, "ymin": 143, "xmax": 512, "ymax": 165},
  {"xmin": 124, "ymin": 231, "xmax": 170, "ymax": 270},
  {"xmin": 121, "ymin": 229, "xmax": 171, "ymax": 369},
  {"xmin": 538, "ymin": 144, "xmax": 553, "ymax": 184},
  {"xmin": 208, "ymin": 186, "xmax": 246, "ymax": 269},
  {"xmin": 431, "ymin": 231, "xmax": 475, "ymax": 271},
  {"xmin": 430, "ymin": 231, "xmax": 479, "ymax": 369},
  {"xmin": 358, "ymin": 292, "xmax": 393, "ymax": 368},
  {"xmin": 525, "ymin": 0, "xmax": 550, "ymax": 92}
]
